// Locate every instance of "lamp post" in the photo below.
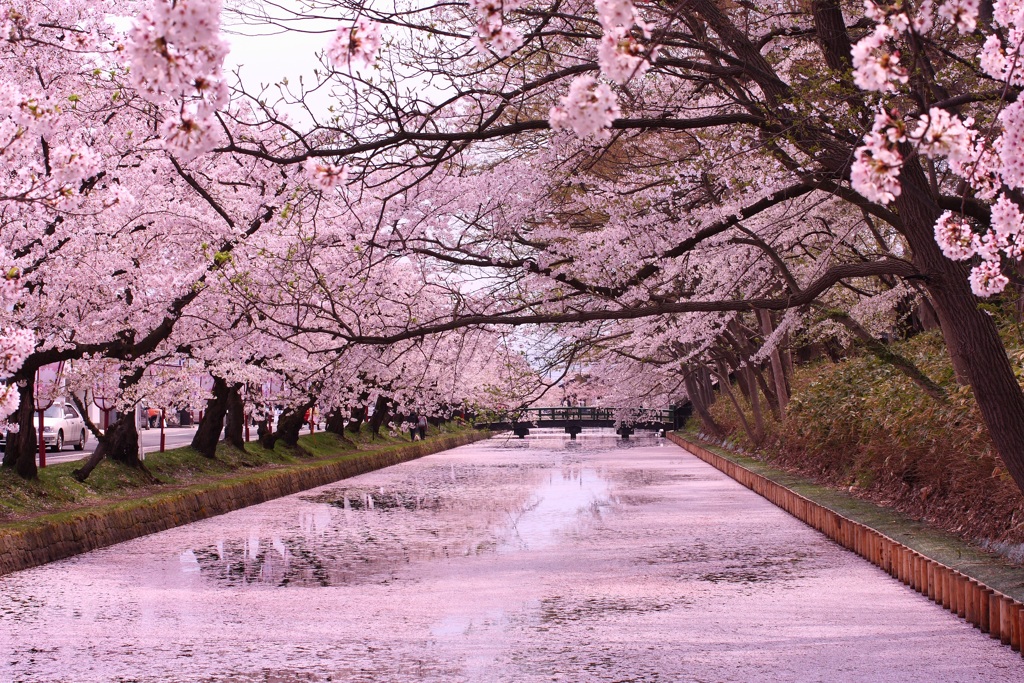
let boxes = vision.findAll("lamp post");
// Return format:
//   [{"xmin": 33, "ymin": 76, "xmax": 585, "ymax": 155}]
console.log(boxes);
[{"xmin": 34, "ymin": 361, "xmax": 65, "ymax": 468}]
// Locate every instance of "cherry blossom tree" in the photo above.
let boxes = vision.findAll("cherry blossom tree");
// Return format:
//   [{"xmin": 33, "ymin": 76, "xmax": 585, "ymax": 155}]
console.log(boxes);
[{"xmin": 215, "ymin": 0, "xmax": 1024, "ymax": 495}]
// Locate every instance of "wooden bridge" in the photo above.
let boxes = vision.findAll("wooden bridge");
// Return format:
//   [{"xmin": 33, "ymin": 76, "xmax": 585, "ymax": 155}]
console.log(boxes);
[{"xmin": 475, "ymin": 407, "xmax": 677, "ymax": 439}]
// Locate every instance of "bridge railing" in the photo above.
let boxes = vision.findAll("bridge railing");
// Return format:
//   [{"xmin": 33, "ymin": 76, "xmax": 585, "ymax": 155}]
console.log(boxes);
[{"xmin": 517, "ymin": 407, "xmax": 673, "ymax": 424}]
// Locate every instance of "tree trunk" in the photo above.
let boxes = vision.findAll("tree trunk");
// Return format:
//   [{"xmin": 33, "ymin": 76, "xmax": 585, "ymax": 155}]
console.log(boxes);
[
  {"xmin": 758, "ymin": 309, "xmax": 790, "ymax": 417},
  {"xmin": 72, "ymin": 411, "xmax": 147, "ymax": 482},
  {"xmin": 369, "ymin": 395, "xmax": 390, "ymax": 436},
  {"xmin": 107, "ymin": 410, "xmax": 143, "ymax": 467},
  {"xmin": 192, "ymin": 376, "xmax": 231, "ymax": 458},
  {"xmin": 896, "ymin": 158, "xmax": 1024, "ymax": 493},
  {"xmin": 2, "ymin": 380, "xmax": 38, "ymax": 479},
  {"xmin": 324, "ymin": 408, "xmax": 347, "ymax": 435},
  {"xmin": 712, "ymin": 368, "xmax": 764, "ymax": 446},
  {"xmin": 274, "ymin": 404, "xmax": 310, "ymax": 447},
  {"xmin": 224, "ymin": 383, "xmax": 245, "ymax": 451},
  {"xmin": 743, "ymin": 364, "xmax": 765, "ymax": 438},
  {"xmin": 346, "ymin": 405, "xmax": 366, "ymax": 434},
  {"xmin": 684, "ymin": 372, "xmax": 725, "ymax": 438}
]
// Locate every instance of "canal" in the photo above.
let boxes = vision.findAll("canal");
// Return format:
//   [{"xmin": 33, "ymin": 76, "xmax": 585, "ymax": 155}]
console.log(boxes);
[{"xmin": 1, "ymin": 431, "xmax": 1019, "ymax": 681}]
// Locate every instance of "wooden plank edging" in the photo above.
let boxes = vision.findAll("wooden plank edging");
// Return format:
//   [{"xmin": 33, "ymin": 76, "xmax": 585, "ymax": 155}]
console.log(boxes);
[
  {"xmin": 0, "ymin": 431, "xmax": 490, "ymax": 577},
  {"xmin": 667, "ymin": 432, "xmax": 1024, "ymax": 656}
]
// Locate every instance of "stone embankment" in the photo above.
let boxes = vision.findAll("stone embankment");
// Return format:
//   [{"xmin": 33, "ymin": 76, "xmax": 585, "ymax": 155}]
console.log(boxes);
[
  {"xmin": 669, "ymin": 433, "xmax": 1024, "ymax": 657},
  {"xmin": 0, "ymin": 431, "xmax": 490, "ymax": 577}
]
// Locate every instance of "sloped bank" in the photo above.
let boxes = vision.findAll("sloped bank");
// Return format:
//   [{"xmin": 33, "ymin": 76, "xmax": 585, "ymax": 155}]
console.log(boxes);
[
  {"xmin": 0, "ymin": 431, "xmax": 490, "ymax": 577},
  {"xmin": 669, "ymin": 432, "xmax": 1024, "ymax": 656}
]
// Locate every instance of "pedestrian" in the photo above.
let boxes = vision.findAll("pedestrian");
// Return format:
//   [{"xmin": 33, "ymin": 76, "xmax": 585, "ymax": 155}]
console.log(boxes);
[
  {"xmin": 417, "ymin": 413, "xmax": 428, "ymax": 440},
  {"xmin": 409, "ymin": 414, "xmax": 418, "ymax": 441}
]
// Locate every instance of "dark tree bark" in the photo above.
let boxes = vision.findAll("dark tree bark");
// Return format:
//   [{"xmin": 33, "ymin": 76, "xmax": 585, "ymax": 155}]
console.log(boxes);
[
  {"xmin": 324, "ymin": 408, "xmax": 347, "ymax": 435},
  {"xmin": 346, "ymin": 405, "xmax": 366, "ymax": 434},
  {"xmin": 261, "ymin": 399, "xmax": 314, "ymax": 449},
  {"xmin": 757, "ymin": 309, "xmax": 790, "ymax": 416},
  {"xmin": 368, "ymin": 394, "xmax": 390, "ymax": 437},
  {"xmin": 895, "ymin": 157, "xmax": 1024, "ymax": 492},
  {"xmin": 224, "ymin": 383, "xmax": 245, "ymax": 451},
  {"xmin": 811, "ymin": 0, "xmax": 853, "ymax": 72},
  {"xmin": 278, "ymin": 404, "xmax": 310, "ymax": 447},
  {"xmin": 192, "ymin": 376, "xmax": 231, "ymax": 458},
  {"xmin": 2, "ymin": 380, "xmax": 38, "ymax": 479},
  {"xmin": 684, "ymin": 371, "xmax": 725, "ymax": 439},
  {"xmin": 72, "ymin": 411, "xmax": 147, "ymax": 482}
]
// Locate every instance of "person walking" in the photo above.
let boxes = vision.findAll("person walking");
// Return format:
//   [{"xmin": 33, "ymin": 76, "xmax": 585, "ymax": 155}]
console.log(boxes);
[{"xmin": 417, "ymin": 413, "xmax": 428, "ymax": 440}]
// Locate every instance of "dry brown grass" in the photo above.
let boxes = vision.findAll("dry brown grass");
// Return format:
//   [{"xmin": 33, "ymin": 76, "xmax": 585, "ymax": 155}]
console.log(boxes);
[{"xmin": 698, "ymin": 331, "xmax": 1024, "ymax": 545}]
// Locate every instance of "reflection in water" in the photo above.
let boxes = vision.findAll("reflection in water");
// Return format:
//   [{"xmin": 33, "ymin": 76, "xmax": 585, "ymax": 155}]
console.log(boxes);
[
  {"xmin": 187, "ymin": 432, "xmax": 642, "ymax": 588},
  {"xmin": 2, "ymin": 431, "xmax": 1013, "ymax": 683},
  {"xmin": 498, "ymin": 466, "xmax": 610, "ymax": 552}
]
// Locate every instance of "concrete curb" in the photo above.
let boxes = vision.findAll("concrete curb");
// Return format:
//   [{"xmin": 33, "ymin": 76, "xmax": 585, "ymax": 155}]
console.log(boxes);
[
  {"xmin": 668, "ymin": 432, "xmax": 1024, "ymax": 656},
  {"xmin": 0, "ymin": 431, "xmax": 490, "ymax": 577}
]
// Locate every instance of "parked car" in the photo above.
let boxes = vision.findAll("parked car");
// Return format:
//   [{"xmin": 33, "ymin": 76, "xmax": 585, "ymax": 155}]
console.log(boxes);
[{"xmin": 0, "ymin": 401, "xmax": 89, "ymax": 452}]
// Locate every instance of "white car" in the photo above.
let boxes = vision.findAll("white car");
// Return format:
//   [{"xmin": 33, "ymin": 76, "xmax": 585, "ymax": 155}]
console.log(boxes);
[
  {"xmin": 39, "ymin": 402, "xmax": 89, "ymax": 451},
  {"xmin": 1, "ymin": 401, "xmax": 89, "ymax": 452},
  {"xmin": 12, "ymin": 402, "xmax": 90, "ymax": 452}
]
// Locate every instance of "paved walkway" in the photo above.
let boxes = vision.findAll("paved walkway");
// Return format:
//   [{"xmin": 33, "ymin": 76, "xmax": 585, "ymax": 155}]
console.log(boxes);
[{"xmin": 1, "ymin": 435, "xmax": 1020, "ymax": 681}]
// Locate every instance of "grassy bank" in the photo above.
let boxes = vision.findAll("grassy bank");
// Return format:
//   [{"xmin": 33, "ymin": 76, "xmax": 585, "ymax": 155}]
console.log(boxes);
[
  {"xmin": 693, "ymin": 330, "xmax": 1024, "ymax": 554},
  {"xmin": 0, "ymin": 423, "xmax": 465, "ymax": 525}
]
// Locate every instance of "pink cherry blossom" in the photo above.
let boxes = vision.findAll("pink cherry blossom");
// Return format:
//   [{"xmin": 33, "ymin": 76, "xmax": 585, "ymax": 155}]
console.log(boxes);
[
  {"xmin": 598, "ymin": 26, "xmax": 650, "ymax": 84},
  {"xmin": 326, "ymin": 18, "xmax": 383, "ymax": 70},
  {"xmin": 911, "ymin": 108, "xmax": 974, "ymax": 159},
  {"xmin": 127, "ymin": 0, "xmax": 228, "ymax": 106},
  {"xmin": 969, "ymin": 259, "xmax": 1010, "ymax": 296},
  {"xmin": 595, "ymin": 0, "xmax": 638, "ymax": 30},
  {"xmin": 938, "ymin": 0, "xmax": 981, "ymax": 32},
  {"xmin": 933, "ymin": 212, "xmax": 976, "ymax": 261},
  {"xmin": 850, "ymin": 132, "xmax": 903, "ymax": 204},
  {"xmin": 548, "ymin": 75, "xmax": 620, "ymax": 140},
  {"xmin": 303, "ymin": 159, "xmax": 349, "ymax": 191},
  {"xmin": 469, "ymin": 0, "xmax": 525, "ymax": 57},
  {"xmin": 851, "ymin": 24, "xmax": 908, "ymax": 92}
]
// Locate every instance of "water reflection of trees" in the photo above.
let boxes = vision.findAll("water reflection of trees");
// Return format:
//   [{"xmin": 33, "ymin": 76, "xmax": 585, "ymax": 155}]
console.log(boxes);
[{"xmin": 187, "ymin": 461, "xmax": 557, "ymax": 587}]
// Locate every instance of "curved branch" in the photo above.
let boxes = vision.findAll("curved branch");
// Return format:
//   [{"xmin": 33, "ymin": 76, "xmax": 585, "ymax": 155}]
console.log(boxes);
[{"xmin": 337, "ymin": 258, "xmax": 921, "ymax": 346}]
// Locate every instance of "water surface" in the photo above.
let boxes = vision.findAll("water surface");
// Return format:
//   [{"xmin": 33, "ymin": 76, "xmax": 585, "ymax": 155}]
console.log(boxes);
[{"xmin": 1, "ymin": 431, "xmax": 1019, "ymax": 681}]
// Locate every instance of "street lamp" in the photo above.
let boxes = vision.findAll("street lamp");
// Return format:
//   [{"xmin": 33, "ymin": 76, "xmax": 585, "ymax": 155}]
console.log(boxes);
[{"xmin": 34, "ymin": 361, "xmax": 65, "ymax": 468}]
